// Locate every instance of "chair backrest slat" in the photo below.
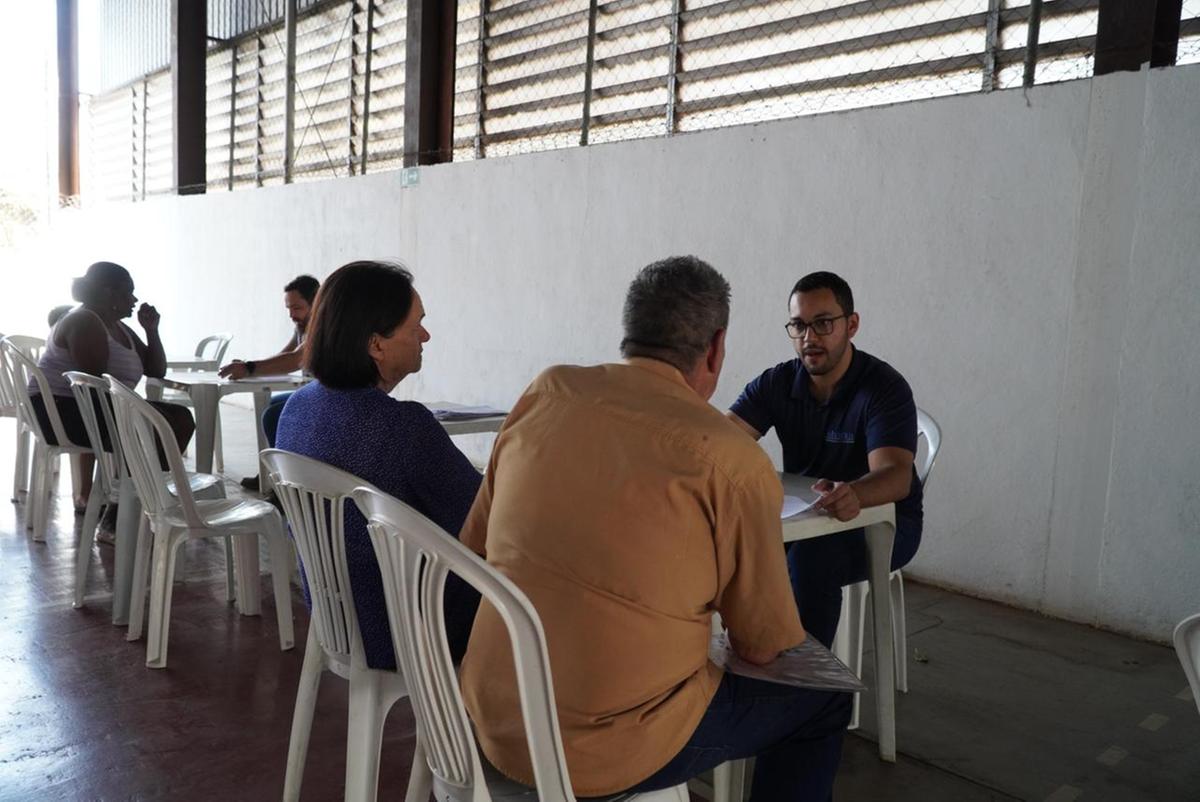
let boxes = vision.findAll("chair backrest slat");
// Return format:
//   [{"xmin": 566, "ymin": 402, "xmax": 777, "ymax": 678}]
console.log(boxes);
[
  {"xmin": 195, "ymin": 333, "xmax": 233, "ymax": 364},
  {"xmin": 355, "ymin": 486, "xmax": 576, "ymax": 802},
  {"xmin": 2, "ymin": 338, "xmax": 77, "ymax": 449},
  {"xmin": 65, "ymin": 372, "xmax": 125, "ymax": 499},
  {"xmin": 1175, "ymin": 613, "xmax": 1200, "ymax": 717},
  {"xmin": 260, "ymin": 449, "xmax": 374, "ymax": 666},
  {"xmin": 916, "ymin": 407, "xmax": 942, "ymax": 489},
  {"xmin": 106, "ymin": 376, "xmax": 203, "ymax": 527}
]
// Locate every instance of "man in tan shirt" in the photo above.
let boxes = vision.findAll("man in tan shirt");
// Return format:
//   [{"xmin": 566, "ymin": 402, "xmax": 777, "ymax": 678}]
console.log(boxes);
[{"xmin": 460, "ymin": 256, "xmax": 851, "ymax": 799}]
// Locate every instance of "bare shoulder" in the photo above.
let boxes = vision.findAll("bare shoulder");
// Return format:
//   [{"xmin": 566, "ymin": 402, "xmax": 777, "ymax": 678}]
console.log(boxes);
[{"xmin": 56, "ymin": 307, "xmax": 105, "ymax": 341}]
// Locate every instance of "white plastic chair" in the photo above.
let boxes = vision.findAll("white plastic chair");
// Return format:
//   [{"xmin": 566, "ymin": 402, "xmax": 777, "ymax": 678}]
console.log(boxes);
[
  {"xmin": 354, "ymin": 485, "xmax": 689, "ymax": 802},
  {"xmin": 162, "ymin": 333, "xmax": 233, "ymax": 472},
  {"xmin": 107, "ymin": 376, "xmax": 294, "ymax": 668},
  {"xmin": 64, "ymin": 371, "xmax": 227, "ymax": 608},
  {"xmin": 1175, "ymin": 613, "xmax": 1200, "ymax": 717},
  {"xmin": 1, "ymin": 338, "xmax": 91, "ymax": 542},
  {"xmin": 259, "ymin": 449, "xmax": 414, "ymax": 802},
  {"xmin": 167, "ymin": 333, "xmax": 233, "ymax": 371},
  {"xmin": 837, "ymin": 407, "xmax": 942, "ymax": 730},
  {"xmin": 1, "ymin": 335, "xmax": 46, "ymax": 502}
]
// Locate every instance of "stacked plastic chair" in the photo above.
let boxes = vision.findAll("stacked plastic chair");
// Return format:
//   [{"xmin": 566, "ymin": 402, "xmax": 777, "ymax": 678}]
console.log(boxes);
[
  {"xmin": 0, "ymin": 335, "xmax": 46, "ymax": 503},
  {"xmin": 260, "ymin": 449, "xmax": 413, "ymax": 802},
  {"xmin": 63, "ymin": 371, "xmax": 227, "ymax": 609},
  {"xmin": 1, "ymin": 337, "xmax": 90, "ymax": 541},
  {"xmin": 107, "ymin": 376, "xmax": 294, "ymax": 668}
]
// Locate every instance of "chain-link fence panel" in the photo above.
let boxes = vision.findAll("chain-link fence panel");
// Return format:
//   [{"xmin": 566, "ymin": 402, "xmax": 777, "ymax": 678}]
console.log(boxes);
[
  {"xmin": 79, "ymin": 0, "xmax": 1200, "ymax": 198},
  {"xmin": 454, "ymin": 0, "xmax": 1117, "ymax": 159},
  {"xmin": 1180, "ymin": 0, "xmax": 1200, "ymax": 66}
]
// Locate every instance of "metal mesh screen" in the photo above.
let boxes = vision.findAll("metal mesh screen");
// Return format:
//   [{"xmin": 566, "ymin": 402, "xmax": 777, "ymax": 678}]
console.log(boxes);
[
  {"xmin": 453, "ymin": 0, "xmax": 1109, "ymax": 159},
  {"xmin": 1180, "ymin": 0, "xmax": 1200, "ymax": 66},
  {"xmin": 78, "ymin": 0, "xmax": 1200, "ymax": 199}
]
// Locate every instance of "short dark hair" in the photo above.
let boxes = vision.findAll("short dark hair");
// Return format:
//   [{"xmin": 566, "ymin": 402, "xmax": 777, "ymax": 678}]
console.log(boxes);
[
  {"xmin": 72, "ymin": 261, "xmax": 132, "ymax": 306},
  {"xmin": 284, "ymin": 274, "xmax": 321, "ymax": 303},
  {"xmin": 620, "ymin": 255, "xmax": 731, "ymax": 374},
  {"xmin": 304, "ymin": 261, "xmax": 415, "ymax": 389},
  {"xmin": 791, "ymin": 271, "xmax": 854, "ymax": 316}
]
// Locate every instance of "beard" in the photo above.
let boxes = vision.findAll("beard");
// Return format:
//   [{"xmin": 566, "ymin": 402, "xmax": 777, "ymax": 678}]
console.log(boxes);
[{"xmin": 800, "ymin": 341, "xmax": 848, "ymax": 376}]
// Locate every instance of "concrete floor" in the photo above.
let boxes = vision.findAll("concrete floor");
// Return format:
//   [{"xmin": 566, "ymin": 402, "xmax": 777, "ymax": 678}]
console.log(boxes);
[{"xmin": 0, "ymin": 403, "xmax": 1197, "ymax": 801}]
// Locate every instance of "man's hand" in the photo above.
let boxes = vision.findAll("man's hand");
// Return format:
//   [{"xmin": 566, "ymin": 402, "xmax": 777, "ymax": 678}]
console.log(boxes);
[
  {"xmin": 137, "ymin": 303, "xmax": 160, "ymax": 332},
  {"xmin": 812, "ymin": 479, "xmax": 861, "ymax": 522},
  {"xmin": 218, "ymin": 360, "xmax": 249, "ymax": 379}
]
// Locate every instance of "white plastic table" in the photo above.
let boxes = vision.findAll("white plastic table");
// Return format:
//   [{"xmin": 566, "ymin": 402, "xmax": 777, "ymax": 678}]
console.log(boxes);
[
  {"xmin": 146, "ymin": 371, "xmax": 310, "ymax": 479},
  {"xmin": 779, "ymin": 472, "xmax": 897, "ymax": 763},
  {"xmin": 164, "ymin": 355, "xmax": 219, "ymax": 371}
]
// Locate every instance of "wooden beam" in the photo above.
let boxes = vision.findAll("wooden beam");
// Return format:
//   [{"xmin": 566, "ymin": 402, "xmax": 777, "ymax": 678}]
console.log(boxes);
[
  {"xmin": 171, "ymin": 0, "xmax": 206, "ymax": 194},
  {"xmin": 56, "ymin": 0, "xmax": 79, "ymax": 202},
  {"xmin": 403, "ymin": 0, "xmax": 458, "ymax": 166}
]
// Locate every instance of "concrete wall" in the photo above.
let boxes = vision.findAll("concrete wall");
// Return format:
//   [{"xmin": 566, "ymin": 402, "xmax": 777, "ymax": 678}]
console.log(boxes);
[{"xmin": 47, "ymin": 65, "xmax": 1200, "ymax": 642}]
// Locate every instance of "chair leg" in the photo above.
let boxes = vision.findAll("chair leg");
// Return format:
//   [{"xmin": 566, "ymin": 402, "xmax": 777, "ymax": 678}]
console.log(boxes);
[
  {"xmin": 283, "ymin": 628, "xmax": 324, "ymax": 802},
  {"xmin": 214, "ymin": 405, "xmax": 224, "ymax": 473},
  {"xmin": 69, "ymin": 454, "xmax": 83, "ymax": 500},
  {"xmin": 345, "ymin": 669, "xmax": 390, "ymax": 802},
  {"xmin": 845, "ymin": 581, "xmax": 869, "ymax": 731},
  {"xmin": 145, "ymin": 530, "xmax": 186, "ymax": 669},
  {"xmin": 223, "ymin": 536, "xmax": 237, "ymax": 603},
  {"xmin": 712, "ymin": 759, "xmax": 747, "ymax": 802},
  {"xmin": 265, "ymin": 522, "xmax": 295, "ymax": 650},
  {"xmin": 73, "ymin": 487, "xmax": 105, "ymax": 607},
  {"xmin": 404, "ymin": 738, "xmax": 434, "ymax": 802},
  {"xmin": 12, "ymin": 423, "xmax": 29, "ymax": 501},
  {"xmin": 127, "ymin": 517, "xmax": 154, "ymax": 641},
  {"xmin": 891, "ymin": 571, "xmax": 907, "ymax": 693},
  {"xmin": 24, "ymin": 446, "xmax": 41, "ymax": 530},
  {"xmin": 31, "ymin": 450, "xmax": 55, "ymax": 542},
  {"xmin": 232, "ymin": 534, "xmax": 262, "ymax": 617}
]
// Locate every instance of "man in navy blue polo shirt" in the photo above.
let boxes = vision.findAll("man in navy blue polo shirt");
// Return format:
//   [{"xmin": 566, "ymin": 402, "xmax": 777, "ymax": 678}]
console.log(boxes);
[{"xmin": 728, "ymin": 271, "xmax": 922, "ymax": 648}]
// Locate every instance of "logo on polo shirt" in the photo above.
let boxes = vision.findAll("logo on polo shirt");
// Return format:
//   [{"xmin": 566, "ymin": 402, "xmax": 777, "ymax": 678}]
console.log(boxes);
[{"xmin": 825, "ymin": 430, "xmax": 855, "ymax": 444}]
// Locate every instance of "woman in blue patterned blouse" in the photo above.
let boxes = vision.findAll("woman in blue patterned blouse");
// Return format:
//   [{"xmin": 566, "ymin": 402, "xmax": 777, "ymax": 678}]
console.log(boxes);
[{"xmin": 275, "ymin": 260, "xmax": 481, "ymax": 669}]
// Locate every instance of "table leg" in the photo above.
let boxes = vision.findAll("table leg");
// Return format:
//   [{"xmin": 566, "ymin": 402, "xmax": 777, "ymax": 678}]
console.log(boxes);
[
  {"xmin": 865, "ymin": 520, "xmax": 897, "ymax": 762},
  {"xmin": 253, "ymin": 389, "xmax": 271, "ymax": 491},
  {"xmin": 232, "ymin": 534, "xmax": 262, "ymax": 616},
  {"xmin": 112, "ymin": 482, "xmax": 142, "ymax": 626},
  {"xmin": 190, "ymin": 385, "xmax": 219, "ymax": 474}
]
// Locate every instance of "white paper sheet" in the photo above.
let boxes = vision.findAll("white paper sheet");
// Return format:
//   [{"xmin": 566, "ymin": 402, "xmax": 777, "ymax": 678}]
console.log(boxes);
[
  {"xmin": 781, "ymin": 493, "xmax": 821, "ymax": 519},
  {"xmin": 427, "ymin": 404, "xmax": 508, "ymax": 421}
]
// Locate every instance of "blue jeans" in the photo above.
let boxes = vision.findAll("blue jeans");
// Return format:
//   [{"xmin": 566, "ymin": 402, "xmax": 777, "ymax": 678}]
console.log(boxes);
[
  {"xmin": 262, "ymin": 392, "xmax": 292, "ymax": 449},
  {"xmin": 787, "ymin": 515, "xmax": 922, "ymax": 648},
  {"xmin": 630, "ymin": 673, "xmax": 851, "ymax": 800}
]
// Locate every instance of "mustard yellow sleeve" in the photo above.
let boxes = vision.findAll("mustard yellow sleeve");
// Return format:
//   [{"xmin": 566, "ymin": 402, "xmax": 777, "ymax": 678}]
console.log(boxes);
[{"xmin": 712, "ymin": 462, "xmax": 807, "ymax": 654}]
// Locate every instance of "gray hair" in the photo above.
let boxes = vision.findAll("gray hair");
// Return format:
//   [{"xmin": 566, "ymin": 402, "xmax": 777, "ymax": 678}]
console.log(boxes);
[{"xmin": 620, "ymin": 255, "xmax": 731, "ymax": 374}]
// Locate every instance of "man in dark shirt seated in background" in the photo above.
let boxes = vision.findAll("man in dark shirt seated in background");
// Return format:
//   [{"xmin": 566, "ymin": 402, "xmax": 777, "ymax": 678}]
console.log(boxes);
[
  {"xmin": 727, "ymin": 271, "xmax": 923, "ymax": 647},
  {"xmin": 219, "ymin": 274, "xmax": 319, "ymax": 491}
]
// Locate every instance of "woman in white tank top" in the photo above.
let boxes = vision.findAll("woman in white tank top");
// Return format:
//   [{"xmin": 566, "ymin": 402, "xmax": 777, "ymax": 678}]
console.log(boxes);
[{"xmin": 32, "ymin": 261, "xmax": 196, "ymax": 514}]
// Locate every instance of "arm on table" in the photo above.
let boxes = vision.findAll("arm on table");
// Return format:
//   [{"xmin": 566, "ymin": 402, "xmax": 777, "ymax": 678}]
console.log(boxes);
[
  {"xmin": 714, "ymin": 465, "xmax": 807, "ymax": 665},
  {"xmin": 218, "ymin": 346, "xmax": 304, "ymax": 378},
  {"xmin": 813, "ymin": 446, "xmax": 914, "ymax": 521}
]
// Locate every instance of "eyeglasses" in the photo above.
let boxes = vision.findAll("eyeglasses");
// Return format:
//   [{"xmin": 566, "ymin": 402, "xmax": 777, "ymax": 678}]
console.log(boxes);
[{"xmin": 784, "ymin": 314, "xmax": 850, "ymax": 339}]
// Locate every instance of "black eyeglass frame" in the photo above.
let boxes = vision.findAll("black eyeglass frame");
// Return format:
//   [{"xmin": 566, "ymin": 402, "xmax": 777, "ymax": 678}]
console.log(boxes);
[{"xmin": 784, "ymin": 314, "xmax": 851, "ymax": 339}]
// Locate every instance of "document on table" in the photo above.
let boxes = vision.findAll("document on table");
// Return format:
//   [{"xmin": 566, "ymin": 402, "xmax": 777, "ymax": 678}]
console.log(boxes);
[
  {"xmin": 709, "ymin": 633, "xmax": 866, "ymax": 692},
  {"xmin": 427, "ymin": 404, "xmax": 508, "ymax": 421},
  {"xmin": 781, "ymin": 492, "xmax": 822, "ymax": 518}
]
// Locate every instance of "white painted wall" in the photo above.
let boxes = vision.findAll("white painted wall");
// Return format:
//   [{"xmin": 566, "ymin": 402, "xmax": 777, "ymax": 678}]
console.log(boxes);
[{"xmin": 44, "ymin": 65, "xmax": 1200, "ymax": 642}]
